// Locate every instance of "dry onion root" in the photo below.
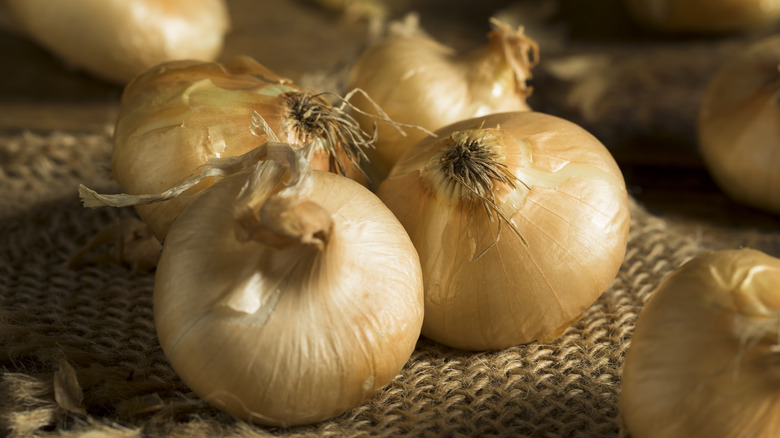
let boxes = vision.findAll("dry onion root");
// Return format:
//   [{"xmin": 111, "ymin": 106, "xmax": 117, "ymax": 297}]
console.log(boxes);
[
  {"xmin": 377, "ymin": 111, "xmax": 630, "ymax": 351},
  {"xmin": 624, "ymin": 0, "xmax": 780, "ymax": 34},
  {"xmin": 4, "ymin": 0, "xmax": 230, "ymax": 84},
  {"xmin": 620, "ymin": 248, "xmax": 780, "ymax": 438},
  {"xmin": 347, "ymin": 17, "xmax": 539, "ymax": 179},
  {"xmin": 152, "ymin": 142, "xmax": 424, "ymax": 426},
  {"xmin": 109, "ymin": 56, "xmax": 377, "ymax": 240},
  {"xmin": 67, "ymin": 217, "xmax": 161, "ymax": 273},
  {"xmin": 698, "ymin": 35, "xmax": 780, "ymax": 214}
]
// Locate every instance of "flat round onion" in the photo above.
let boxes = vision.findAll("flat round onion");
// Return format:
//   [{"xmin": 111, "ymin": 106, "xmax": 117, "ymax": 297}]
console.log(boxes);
[
  {"xmin": 620, "ymin": 248, "xmax": 780, "ymax": 438},
  {"xmin": 347, "ymin": 18, "xmax": 538, "ymax": 179},
  {"xmin": 111, "ymin": 56, "xmax": 371, "ymax": 240},
  {"xmin": 6, "ymin": 0, "xmax": 230, "ymax": 84},
  {"xmin": 698, "ymin": 35, "xmax": 780, "ymax": 214},
  {"xmin": 625, "ymin": 0, "xmax": 780, "ymax": 34},
  {"xmin": 376, "ymin": 111, "xmax": 630, "ymax": 351},
  {"xmin": 154, "ymin": 151, "xmax": 424, "ymax": 426}
]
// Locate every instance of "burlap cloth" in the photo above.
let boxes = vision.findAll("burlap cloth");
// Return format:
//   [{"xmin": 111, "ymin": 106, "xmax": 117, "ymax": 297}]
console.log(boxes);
[{"xmin": 1, "ymin": 127, "xmax": 779, "ymax": 438}]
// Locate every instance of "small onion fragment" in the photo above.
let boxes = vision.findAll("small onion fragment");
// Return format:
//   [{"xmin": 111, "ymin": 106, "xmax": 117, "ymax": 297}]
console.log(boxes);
[
  {"xmin": 377, "ymin": 111, "xmax": 630, "ymax": 351},
  {"xmin": 154, "ymin": 145, "xmax": 424, "ymax": 426},
  {"xmin": 698, "ymin": 34, "xmax": 780, "ymax": 214},
  {"xmin": 620, "ymin": 248, "xmax": 780, "ymax": 438}
]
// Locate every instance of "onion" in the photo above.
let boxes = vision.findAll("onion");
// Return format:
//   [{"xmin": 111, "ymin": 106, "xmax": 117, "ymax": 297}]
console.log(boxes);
[
  {"xmin": 347, "ymin": 17, "xmax": 538, "ymax": 179},
  {"xmin": 5, "ymin": 0, "xmax": 230, "ymax": 84},
  {"xmin": 620, "ymin": 248, "xmax": 780, "ymax": 438},
  {"xmin": 110, "ymin": 56, "xmax": 373, "ymax": 240},
  {"xmin": 698, "ymin": 34, "xmax": 780, "ymax": 214},
  {"xmin": 153, "ymin": 143, "xmax": 424, "ymax": 426},
  {"xmin": 376, "ymin": 111, "xmax": 630, "ymax": 351},
  {"xmin": 624, "ymin": 0, "xmax": 780, "ymax": 34}
]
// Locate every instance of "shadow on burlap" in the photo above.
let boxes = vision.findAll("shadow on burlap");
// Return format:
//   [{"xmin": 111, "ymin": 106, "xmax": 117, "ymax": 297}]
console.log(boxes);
[{"xmin": 1, "ymin": 130, "xmax": 778, "ymax": 438}]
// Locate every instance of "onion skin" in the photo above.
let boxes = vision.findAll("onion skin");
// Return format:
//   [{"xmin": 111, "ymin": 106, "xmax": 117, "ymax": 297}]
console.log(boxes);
[
  {"xmin": 620, "ymin": 249, "xmax": 780, "ymax": 438},
  {"xmin": 112, "ymin": 56, "xmax": 367, "ymax": 240},
  {"xmin": 347, "ymin": 20, "xmax": 537, "ymax": 178},
  {"xmin": 698, "ymin": 35, "xmax": 780, "ymax": 215},
  {"xmin": 6, "ymin": 0, "xmax": 230, "ymax": 84},
  {"xmin": 376, "ymin": 111, "xmax": 630, "ymax": 351},
  {"xmin": 154, "ymin": 169, "xmax": 424, "ymax": 426},
  {"xmin": 625, "ymin": 0, "xmax": 780, "ymax": 34}
]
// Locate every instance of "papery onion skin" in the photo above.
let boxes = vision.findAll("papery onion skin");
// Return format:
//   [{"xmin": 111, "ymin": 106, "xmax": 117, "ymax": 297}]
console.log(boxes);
[
  {"xmin": 625, "ymin": 0, "xmax": 780, "ymax": 34},
  {"xmin": 6, "ymin": 0, "xmax": 230, "ymax": 84},
  {"xmin": 154, "ymin": 169, "xmax": 424, "ymax": 426},
  {"xmin": 698, "ymin": 35, "xmax": 780, "ymax": 215},
  {"xmin": 347, "ymin": 19, "xmax": 538, "ymax": 178},
  {"xmin": 112, "ymin": 56, "xmax": 368, "ymax": 240},
  {"xmin": 376, "ymin": 111, "xmax": 630, "ymax": 351},
  {"xmin": 620, "ymin": 249, "xmax": 780, "ymax": 438}
]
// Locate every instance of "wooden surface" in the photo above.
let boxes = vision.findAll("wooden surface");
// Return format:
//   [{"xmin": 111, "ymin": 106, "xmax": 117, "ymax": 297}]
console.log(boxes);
[{"xmin": 1, "ymin": 0, "xmax": 778, "ymax": 230}]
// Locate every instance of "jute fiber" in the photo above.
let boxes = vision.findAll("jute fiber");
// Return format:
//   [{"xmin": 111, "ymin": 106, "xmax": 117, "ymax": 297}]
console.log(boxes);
[{"xmin": 1, "ymin": 130, "xmax": 779, "ymax": 438}]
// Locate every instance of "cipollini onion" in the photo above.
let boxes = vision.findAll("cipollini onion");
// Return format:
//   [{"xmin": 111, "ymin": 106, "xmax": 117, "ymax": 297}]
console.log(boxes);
[
  {"xmin": 624, "ymin": 0, "xmax": 780, "ymax": 34},
  {"xmin": 153, "ymin": 142, "xmax": 424, "ymax": 426},
  {"xmin": 5, "ymin": 0, "xmax": 230, "ymax": 84},
  {"xmin": 111, "ymin": 56, "xmax": 374, "ymax": 241},
  {"xmin": 698, "ymin": 35, "xmax": 780, "ymax": 214},
  {"xmin": 620, "ymin": 248, "xmax": 780, "ymax": 438},
  {"xmin": 376, "ymin": 111, "xmax": 630, "ymax": 351},
  {"xmin": 347, "ymin": 17, "xmax": 539, "ymax": 179}
]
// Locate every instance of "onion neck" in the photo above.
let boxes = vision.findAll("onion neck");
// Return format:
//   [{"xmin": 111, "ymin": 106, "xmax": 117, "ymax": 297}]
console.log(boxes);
[
  {"xmin": 729, "ymin": 261, "xmax": 780, "ymax": 347},
  {"xmin": 231, "ymin": 143, "xmax": 334, "ymax": 251},
  {"xmin": 460, "ymin": 20, "xmax": 538, "ymax": 103},
  {"xmin": 218, "ymin": 181, "xmax": 335, "ymax": 322},
  {"xmin": 236, "ymin": 195, "xmax": 333, "ymax": 250}
]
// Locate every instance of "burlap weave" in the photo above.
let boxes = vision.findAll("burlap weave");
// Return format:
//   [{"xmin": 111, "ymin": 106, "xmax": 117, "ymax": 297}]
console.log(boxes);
[{"xmin": 1, "ymin": 129, "xmax": 779, "ymax": 438}]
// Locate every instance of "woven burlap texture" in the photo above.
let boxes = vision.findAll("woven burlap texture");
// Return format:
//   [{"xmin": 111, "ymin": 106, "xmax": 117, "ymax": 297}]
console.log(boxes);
[{"xmin": 1, "ymin": 130, "xmax": 778, "ymax": 438}]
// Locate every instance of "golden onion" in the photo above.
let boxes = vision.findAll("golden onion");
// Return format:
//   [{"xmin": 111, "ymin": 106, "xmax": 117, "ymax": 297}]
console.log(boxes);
[
  {"xmin": 111, "ymin": 56, "xmax": 372, "ymax": 240},
  {"xmin": 620, "ymin": 248, "xmax": 780, "ymax": 438},
  {"xmin": 347, "ymin": 18, "xmax": 538, "ymax": 179},
  {"xmin": 376, "ymin": 111, "xmax": 630, "ymax": 351},
  {"xmin": 154, "ymin": 143, "xmax": 424, "ymax": 426},
  {"xmin": 698, "ymin": 34, "xmax": 780, "ymax": 214}
]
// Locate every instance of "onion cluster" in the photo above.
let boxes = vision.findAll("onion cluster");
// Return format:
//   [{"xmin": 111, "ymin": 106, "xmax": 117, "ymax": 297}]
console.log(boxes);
[
  {"xmin": 75, "ymin": 12, "xmax": 637, "ymax": 422},
  {"xmin": 82, "ymin": 57, "xmax": 426, "ymax": 426}
]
